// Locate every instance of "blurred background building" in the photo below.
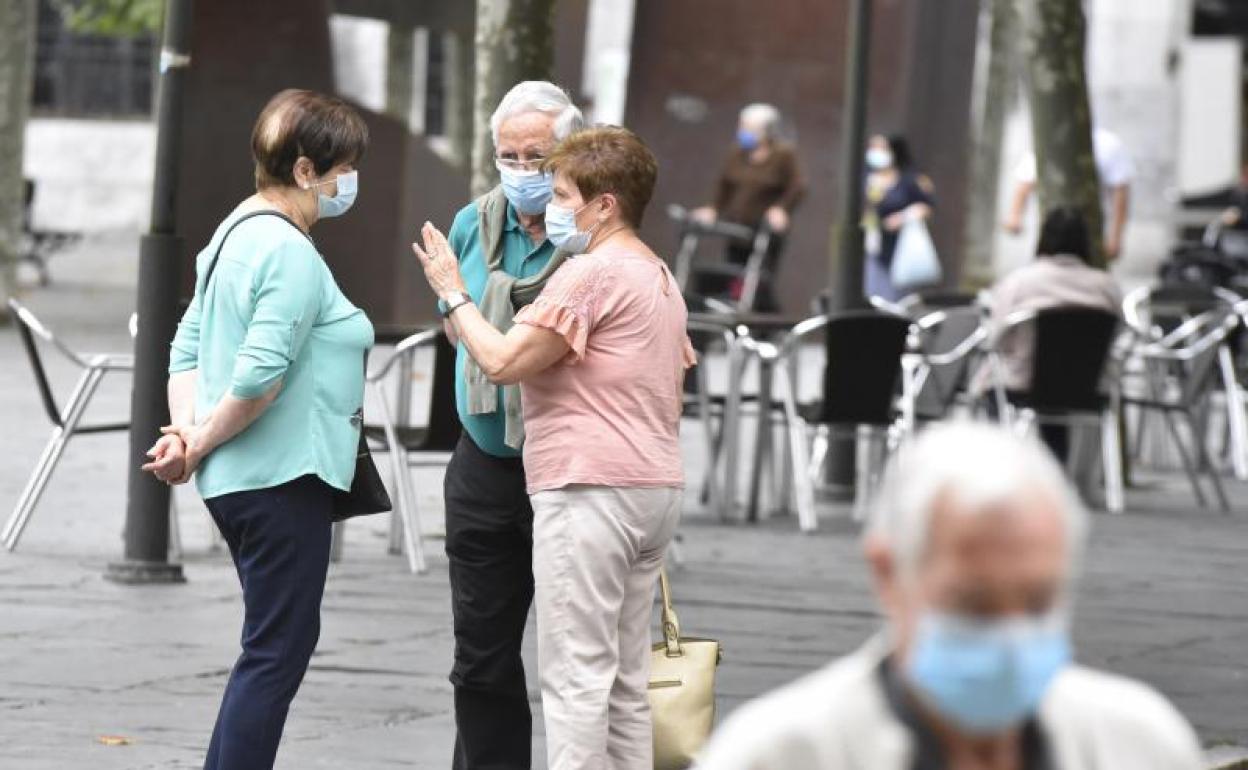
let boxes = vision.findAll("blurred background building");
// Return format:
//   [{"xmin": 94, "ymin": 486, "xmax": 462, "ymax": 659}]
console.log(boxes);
[{"xmin": 19, "ymin": 0, "xmax": 1248, "ymax": 318}]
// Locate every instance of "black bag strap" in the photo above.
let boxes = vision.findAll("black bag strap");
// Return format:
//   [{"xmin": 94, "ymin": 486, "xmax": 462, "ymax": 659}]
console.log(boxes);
[{"xmin": 198, "ymin": 209, "xmax": 312, "ymax": 297}]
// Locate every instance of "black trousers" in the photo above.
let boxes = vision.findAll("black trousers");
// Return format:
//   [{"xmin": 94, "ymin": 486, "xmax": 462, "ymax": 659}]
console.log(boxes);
[
  {"xmin": 202, "ymin": 474, "xmax": 334, "ymax": 770},
  {"xmin": 444, "ymin": 434, "xmax": 535, "ymax": 769}
]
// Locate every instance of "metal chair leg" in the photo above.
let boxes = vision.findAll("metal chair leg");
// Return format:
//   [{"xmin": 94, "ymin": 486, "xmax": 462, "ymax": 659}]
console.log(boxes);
[
  {"xmin": 1186, "ymin": 410, "xmax": 1231, "ymax": 512},
  {"xmin": 330, "ymin": 521, "xmax": 346, "ymax": 562},
  {"xmin": 1217, "ymin": 345, "xmax": 1248, "ymax": 480},
  {"xmin": 168, "ymin": 493, "xmax": 183, "ymax": 562},
  {"xmin": 1101, "ymin": 406, "xmax": 1125, "ymax": 514},
  {"xmin": 2, "ymin": 367, "xmax": 104, "ymax": 550},
  {"xmin": 695, "ymin": 365, "xmax": 724, "ymax": 518},
  {"xmin": 720, "ymin": 340, "xmax": 748, "ymax": 517},
  {"xmin": 1162, "ymin": 409, "xmax": 1209, "ymax": 508},
  {"xmin": 374, "ymin": 382, "xmax": 425, "ymax": 574},
  {"xmin": 776, "ymin": 366, "xmax": 817, "ymax": 532}
]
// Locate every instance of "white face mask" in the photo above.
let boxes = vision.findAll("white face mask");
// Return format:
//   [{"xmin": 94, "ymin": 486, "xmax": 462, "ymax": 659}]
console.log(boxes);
[
  {"xmin": 309, "ymin": 169, "xmax": 358, "ymax": 218},
  {"xmin": 865, "ymin": 148, "xmax": 894, "ymax": 171}
]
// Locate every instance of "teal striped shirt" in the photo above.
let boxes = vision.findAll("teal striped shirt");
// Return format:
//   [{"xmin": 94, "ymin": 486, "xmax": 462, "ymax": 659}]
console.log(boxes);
[{"xmin": 169, "ymin": 209, "xmax": 374, "ymax": 499}]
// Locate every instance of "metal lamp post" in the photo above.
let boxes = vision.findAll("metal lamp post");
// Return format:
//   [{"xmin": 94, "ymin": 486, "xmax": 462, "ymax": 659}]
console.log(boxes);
[{"xmin": 106, "ymin": 0, "xmax": 194, "ymax": 584}]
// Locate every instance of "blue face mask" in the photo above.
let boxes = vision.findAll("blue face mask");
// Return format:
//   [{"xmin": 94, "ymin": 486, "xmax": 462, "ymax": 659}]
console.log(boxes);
[
  {"xmin": 737, "ymin": 129, "xmax": 760, "ymax": 151},
  {"xmin": 498, "ymin": 162, "xmax": 554, "ymax": 216},
  {"xmin": 313, "ymin": 170, "xmax": 358, "ymax": 219},
  {"xmin": 905, "ymin": 611, "xmax": 1071, "ymax": 735},
  {"xmin": 545, "ymin": 200, "xmax": 599, "ymax": 253}
]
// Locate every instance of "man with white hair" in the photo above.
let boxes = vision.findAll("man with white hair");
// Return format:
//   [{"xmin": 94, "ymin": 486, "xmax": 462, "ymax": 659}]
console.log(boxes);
[
  {"xmin": 438, "ymin": 80, "xmax": 582, "ymax": 769},
  {"xmin": 696, "ymin": 422, "xmax": 1202, "ymax": 770}
]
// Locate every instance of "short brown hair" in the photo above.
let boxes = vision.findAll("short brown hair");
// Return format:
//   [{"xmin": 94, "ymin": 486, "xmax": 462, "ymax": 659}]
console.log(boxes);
[
  {"xmin": 251, "ymin": 89, "xmax": 369, "ymax": 189},
  {"xmin": 542, "ymin": 126, "xmax": 658, "ymax": 228}
]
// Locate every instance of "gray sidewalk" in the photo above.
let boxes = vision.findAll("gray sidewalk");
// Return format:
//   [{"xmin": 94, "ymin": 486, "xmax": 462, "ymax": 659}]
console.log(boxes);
[{"xmin": 1, "ymin": 235, "xmax": 1246, "ymax": 768}]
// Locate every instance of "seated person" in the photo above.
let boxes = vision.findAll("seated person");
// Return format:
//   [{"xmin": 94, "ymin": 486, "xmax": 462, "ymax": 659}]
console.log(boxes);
[
  {"xmin": 696, "ymin": 421, "xmax": 1204, "ymax": 770},
  {"xmin": 971, "ymin": 207, "xmax": 1122, "ymax": 461}
]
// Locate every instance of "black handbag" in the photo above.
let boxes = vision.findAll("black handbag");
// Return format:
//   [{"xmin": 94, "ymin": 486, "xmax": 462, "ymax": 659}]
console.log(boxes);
[
  {"xmin": 203, "ymin": 210, "xmax": 392, "ymax": 521},
  {"xmin": 331, "ymin": 367, "xmax": 392, "ymax": 522}
]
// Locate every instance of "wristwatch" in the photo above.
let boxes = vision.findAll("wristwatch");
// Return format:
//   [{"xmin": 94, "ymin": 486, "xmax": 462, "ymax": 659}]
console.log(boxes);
[{"xmin": 440, "ymin": 291, "xmax": 473, "ymax": 317}]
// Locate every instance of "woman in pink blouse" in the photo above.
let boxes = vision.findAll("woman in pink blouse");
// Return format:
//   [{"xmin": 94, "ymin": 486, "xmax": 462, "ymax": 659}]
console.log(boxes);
[{"xmin": 414, "ymin": 126, "xmax": 694, "ymax": 770}]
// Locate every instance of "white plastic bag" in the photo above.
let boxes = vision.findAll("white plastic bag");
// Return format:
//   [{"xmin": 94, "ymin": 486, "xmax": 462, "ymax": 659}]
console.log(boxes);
[{"xmin": 890, "ymin": 219, "xmax": 942, "ymax": 290}]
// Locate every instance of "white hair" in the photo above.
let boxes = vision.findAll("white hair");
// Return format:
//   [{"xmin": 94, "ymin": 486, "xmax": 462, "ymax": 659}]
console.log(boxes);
[
  {"xmin": 739, "ymin": 103, "xmax": 781, "ymax": 139},
  {"xmin": 867, "ymin": 421, "xmax": 1088, "ymax": 580},
  {"xmin": 490, "ymin": 81, "xmax": 584, "ymax": 146}
]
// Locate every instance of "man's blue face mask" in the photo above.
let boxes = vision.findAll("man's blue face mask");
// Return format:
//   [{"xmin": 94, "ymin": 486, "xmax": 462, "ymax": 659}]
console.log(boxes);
[
  {"xmin": 905, "ymin": 610, "xmax": 1072, "ymax": 735},
  {"xmin": 497, "ymin": 161, "xmax": 554, "ymax": 216},
  {"xmin": 736, "ymin": 129, "xmax": 761, "ymax": 151}
]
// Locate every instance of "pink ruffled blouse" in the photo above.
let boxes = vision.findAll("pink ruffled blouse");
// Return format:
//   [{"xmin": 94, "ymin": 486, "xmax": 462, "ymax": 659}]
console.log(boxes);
[{"xmin": 513, "ymin": 250, "xmax": 697, "ymax": 494}]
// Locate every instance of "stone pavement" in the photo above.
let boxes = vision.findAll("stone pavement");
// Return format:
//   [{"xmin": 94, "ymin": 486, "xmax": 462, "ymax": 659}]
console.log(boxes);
[{"xmin": 0, "ymin": 234, "xmax": 1246, "ymax": 768}]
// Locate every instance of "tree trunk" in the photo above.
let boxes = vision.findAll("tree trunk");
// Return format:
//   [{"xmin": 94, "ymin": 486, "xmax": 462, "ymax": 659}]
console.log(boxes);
[
  {"xmin": 0, "ymin": 0, "xmax": 37, "ymax": 322},
  {"xmin": 470, "ymin": 0, "xmax": 556, "ymax": 197},
  {"xmin": 961, "ymin": 0, "xmax": 1019, "ymax": 290},
  {"xmin": 445, "ymin": 26, "xmax": 475, "ymax": 171},
  {"xmin": 1018, "ymin": 0, "xmax": 1105, "ymax": 267}
]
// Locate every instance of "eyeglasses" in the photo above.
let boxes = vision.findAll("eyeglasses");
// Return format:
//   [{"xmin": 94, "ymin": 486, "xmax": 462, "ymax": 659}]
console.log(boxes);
[{"xmin": 495, "ymin": 156, "xmax": 547, "ymax": 173}]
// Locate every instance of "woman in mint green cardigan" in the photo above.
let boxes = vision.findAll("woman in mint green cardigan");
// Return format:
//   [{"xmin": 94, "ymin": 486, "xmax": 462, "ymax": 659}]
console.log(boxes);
[{"xmin": 141, "ymin": 89, "xmax": 370, "ymax": 770}]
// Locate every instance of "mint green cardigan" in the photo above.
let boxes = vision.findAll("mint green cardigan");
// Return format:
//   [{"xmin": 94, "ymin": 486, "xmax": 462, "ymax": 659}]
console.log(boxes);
[{"xmin": 169, "ymin": 210, "xmax": 374, "ymax": 499}]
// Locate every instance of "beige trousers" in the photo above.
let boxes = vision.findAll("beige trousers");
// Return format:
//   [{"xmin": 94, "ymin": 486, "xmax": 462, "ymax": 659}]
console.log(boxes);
[{"xmin": 530, "ymin": 485, "xmax": 683, "ymax": 770}]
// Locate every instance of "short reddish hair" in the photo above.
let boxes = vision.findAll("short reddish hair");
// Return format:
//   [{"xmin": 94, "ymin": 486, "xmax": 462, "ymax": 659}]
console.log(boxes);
[
  {"xmin": 542, "ymin": 126, "xmax": 658, "ymax": 228},
  {"xmin": 251, "ymin": 89, "xmax": 369, "ymax": 190}
]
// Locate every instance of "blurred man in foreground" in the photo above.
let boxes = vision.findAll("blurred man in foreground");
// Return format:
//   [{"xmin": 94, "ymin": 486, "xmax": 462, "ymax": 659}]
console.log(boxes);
[{"xmin": 696, "ymin": 422, "xmax": 1202, "ymax": 770}]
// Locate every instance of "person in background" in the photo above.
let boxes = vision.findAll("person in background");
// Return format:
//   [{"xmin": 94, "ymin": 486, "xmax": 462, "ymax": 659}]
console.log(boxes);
[
  {"xmin": 696, "ymin": 421, "xmax": 1203, "ymax": 770},
  {"xmin": 863, "ymin": 133, "xmax": 934, "ymax": 302},
  {"xmin": 1217, "ymin": 162, "xmax": 1248, "ymax": 230},
  {"xmin": 692, "ymin": 102, "xmax": 804, "ymax": 310},
  {"xmin": 1003, "ymin": 126, "xmax": 1133, "ymax": 262},
  {"xmin": 142, "ymin": 89, "xmax": 371, "ymax": 770},
  {"xmin": 436, "ymin": 80, "xmax": 583, "ymax": 770},
  {"xmin": 415, "ymin": 126, "xmax": 694, "ymax": 770},
  {"xmin": 971, "ymin": 206, "xmax": 1122, "ymax": 461}
]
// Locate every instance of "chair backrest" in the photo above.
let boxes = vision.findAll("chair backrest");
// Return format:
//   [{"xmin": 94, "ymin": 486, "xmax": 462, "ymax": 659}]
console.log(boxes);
[
  {"xmin": 423, "ymin": 333, "xmax": 462, "ymax": 451},
  {"xmin": 1027, "ymin": 307, "xmax": 1119, "ymax": 412},
  {"xmin": 817, "ymin": 310, "xmax": 912, "ymax": 426},
  {"xmin": 914, "ymin": 306, "xmax": 984, "ymax": 419},
  {"xmin": 8, "ymin": 298, "xmax": 65, "ymax": 427}
]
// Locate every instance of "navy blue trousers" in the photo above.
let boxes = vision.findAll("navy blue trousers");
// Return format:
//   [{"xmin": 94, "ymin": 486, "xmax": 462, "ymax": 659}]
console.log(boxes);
[{"xmin": 203, "ymin": 474, "xmax": 334, "ymax": 770}]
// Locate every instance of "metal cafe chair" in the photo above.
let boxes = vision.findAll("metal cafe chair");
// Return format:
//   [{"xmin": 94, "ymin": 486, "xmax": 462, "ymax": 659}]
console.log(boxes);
[
  {"xmin": 1121, "ymin": 305, "xmax": 1239, "ymax": 512},
  {"xmin": 984, "ymin": 306, "xmax": 1126, "ymax": 513},
  {"xmin": 1123, "ymin": 284, "xmax": 1248, "ymax": 482},
  {"xmin": 779, "ymin": 309, "xmax": 912, "ymax": 527},
  {"xmin": 3, "ymin": 298, "xmax": 133, "ymax": 551},
  {"xmin": 331, "ymin": 328, "xmax": 460, "ymax": 574}
]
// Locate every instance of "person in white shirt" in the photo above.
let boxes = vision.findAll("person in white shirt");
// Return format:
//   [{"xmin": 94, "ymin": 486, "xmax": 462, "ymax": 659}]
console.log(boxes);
[
  {"xmin": 695, "ymin": 422, "xmax": 1203, "ymax": 770},
  {"xmin": 1003, "ymin": 127, "xmax": 1134, "ymax": 262}
]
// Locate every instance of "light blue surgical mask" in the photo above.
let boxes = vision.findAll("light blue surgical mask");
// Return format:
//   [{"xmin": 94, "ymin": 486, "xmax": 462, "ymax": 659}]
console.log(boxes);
[
  {"xmin": 737, "ymin": 129, "xmax": 760, "ymax": 151},
  {"xmin": 497, "ymin": 162, "xmax": 554, "ymax": 215},
  {"xmin": 905, "ymin": 610, "xmax": 1071, "ymax": 735},
  {"xmin": 312, "ymin": 170, "xmax": 358, "ymax": 219},
  {"xmin": 866, "ymin": 147, "xmax": 894, "ymax": 171},
  {"xmin": 544, "ymin": 200, "xmax": 600, "ymax": 253}
]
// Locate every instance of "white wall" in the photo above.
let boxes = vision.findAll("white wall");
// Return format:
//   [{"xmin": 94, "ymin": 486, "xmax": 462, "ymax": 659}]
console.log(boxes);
[
  {"xmin": 23, "ymin": 118, "xmax": 155, "ymax": 232},
  {"xmin": 1178, "ymin": 38, "xmax": 1242, "ymax": 196},
  {"xmin": 582, "ymin": 0, "xmax": 636, "ymax": 125}
]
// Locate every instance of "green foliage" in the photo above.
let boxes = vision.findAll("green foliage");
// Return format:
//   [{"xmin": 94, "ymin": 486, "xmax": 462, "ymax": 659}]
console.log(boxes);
[{"xmin": 52, "ymin": 0, "xmax": 162, "ymax": 38}]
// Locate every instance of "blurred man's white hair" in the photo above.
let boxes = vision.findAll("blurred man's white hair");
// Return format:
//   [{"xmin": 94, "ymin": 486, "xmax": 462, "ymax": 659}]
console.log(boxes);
[
  {"xmin": 867, "ymin": 421, "xmax": 1088, "ymax": 579},
  {"xmin": 739, "ymin": 103, "xmax": 781, "ymax": 138},
  {"xmin": 490, "ymin": 81, "xmax": 584, "ymax": 146}
]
